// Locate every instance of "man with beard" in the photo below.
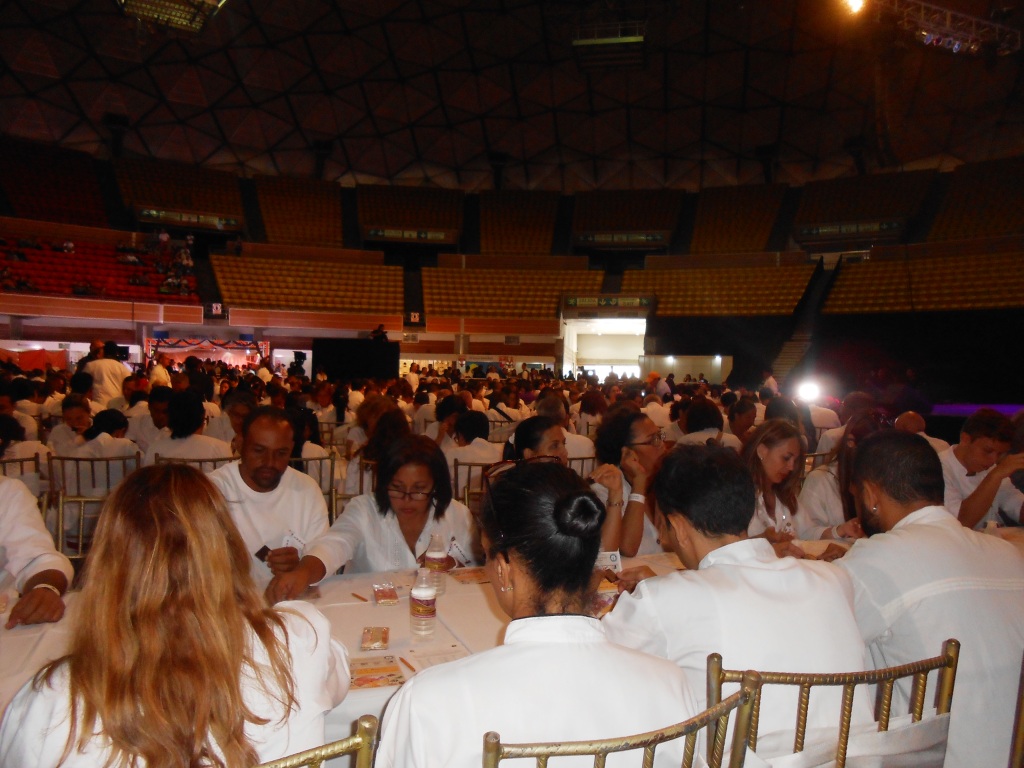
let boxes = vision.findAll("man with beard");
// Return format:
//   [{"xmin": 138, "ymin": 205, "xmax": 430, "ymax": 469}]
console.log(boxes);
[
  {"xmin": 209, "ymin": 407, "xmax": 333, "ymax": 590},
  {"xmin": 838, "ymin": 430, "xmax": 1024, "ymax": 768}
]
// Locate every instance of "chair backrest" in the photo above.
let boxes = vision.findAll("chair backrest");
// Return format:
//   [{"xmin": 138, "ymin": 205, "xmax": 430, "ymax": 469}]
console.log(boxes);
[
  {"xmin": 255, "ymin": 714, "xmax": 378, "ymax": 768},
  {"xmin": 487, "ymin": 418, "xmax": 514, "ymax": 443},
  {"xmin": 482, "ymin": 671, "xmax": 761, "ymax": 768},
  {"xmin": 291, "ymin": 454, "xmax": 338, "ymax": 524},
  {"xmin": 357, "ymin": 458, "xmax": 376, "ymax": 494},
  {"xmin": 319, "ymin": 420, "xmax": 348, "ymax": 449},
  {"xmin": 452, "ymin": 458, "xmax": 495, "ymax": 498},
  {"xmin": 0, "ymin": 453, "xmax": 46, "ymax": 503},
  {"xmin": 707, "ymin": 639, "xmax": 960, "ymax": 768},
  {"xmin": 155, "ymin": 454, "xmax": 235, "ymax": 473},
  {"xmin": 1010, "ymin": 648, "xmax": 1024, "ymax": 768},
  {"xmin": 567, "ymin": 455, "xmax": 597, "ymax": 477},
  {"xmin": 48, "ymin": 453, "xmax": 142, "ymax": 557}
]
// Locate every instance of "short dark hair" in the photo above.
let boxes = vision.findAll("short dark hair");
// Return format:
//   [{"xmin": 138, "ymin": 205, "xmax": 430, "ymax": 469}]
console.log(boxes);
[
  {"xmin": 84, "ymin": 409, "xmax": 129, "ymax": 441},
  {"xmin": 728, "ymin": 399, "xmax": 756, "ymax": 421},
  {"xmin": 148, "ymin": 385, "xmax": 174, "ymax": 406},
  {"xmin": 764, "ymin": 396, "xmax": 800, "ymax": 425},
  {"xmin": 961, "ymin": 408, "xmax": 1013, "ymax": 443},
  {"xmin": 241, "ymin": 405, "xmax": 294, "ymax": 440},
  {"xmin": 481, "ymin": 461, "xmax": 604, "ymax": 594},
  {"xmin": 684, "ymin": 397, "xmax": 724, "ymax": 433},
  {"xmin": 61, "ymin": 393, "xmax": 91, "ymax": 413},
  {"xmin": 454, "ymin": 410, "xmax": 490, "ymax": 444},
  {"xmin": 594, "ymin": 408, "xmax": 647, "ymax": 465},
  {"xmin": 374, "ymin": 435, "xmax": 453, "ymax": 519},
  {"xmin": 508, "ymin": 415, "xmax": 560, "ymax": 461},
  {"xmin": 653, "ymin": 445, "xmax": 756, "ymax": 536},
  {"xmin": 435, "ymin": 393, "xmax": 468, "ymax": 422},
  {"xmin": 69, "ymin": 371, "xmax": 93, "ymax": 395},
  {"xmin": 852, "ymin": 430, "xmax": 944, "ymax": 506},
  {"xmin": 168, "ymin": 390, "xmax": 206, "ymax": 439}
]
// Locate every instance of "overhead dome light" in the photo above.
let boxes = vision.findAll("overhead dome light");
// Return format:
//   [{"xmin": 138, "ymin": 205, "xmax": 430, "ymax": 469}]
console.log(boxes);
[{"xmin": 844, "ymin": 0, "xmax": 865, "ymax": 13}]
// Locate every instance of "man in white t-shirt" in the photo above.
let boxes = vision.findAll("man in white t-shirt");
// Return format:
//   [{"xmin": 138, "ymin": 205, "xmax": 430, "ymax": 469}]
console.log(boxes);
[
  {"xmin": 939, "ymin": 407, "xmax": 1024, "ymax": 529},
  {"xmin": 445, "ymin": 411, "xmax": 502, "ymax": 496},
  {"xmin": 208, "ymin": 407, "xmax": 332, "ymax": 591},
  {"xmin": 83, "ymin": 341, "xmax": 131, "ymax": 407},
  {"xmin": 144, "ymin": 390, "xmax": 231, "ymax": 466},
  {"xmin": 893, "ymin": 410, "xmax": 949, "ymax": 454}
]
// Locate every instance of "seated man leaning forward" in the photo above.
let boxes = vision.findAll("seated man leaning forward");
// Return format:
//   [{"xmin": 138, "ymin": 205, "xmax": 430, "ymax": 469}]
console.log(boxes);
[
  {"xmin": 602, "ymin": 444, "xmax": 871, "ymax": 751},
  {"xmin": 208, "ymin": 406, "xmax": 333, "ymax": 593},
  {"xmin": 266, "ymin": 435, "xmax": 478, "ymax": 603},
  {"xmin": 1, "ymin": 476, "xmax": 74, "ymax": 629}
]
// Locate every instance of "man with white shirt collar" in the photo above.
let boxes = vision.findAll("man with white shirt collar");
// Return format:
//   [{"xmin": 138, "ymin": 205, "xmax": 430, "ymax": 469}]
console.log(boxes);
[
  {"xmin": 939, "ymin": 407, "xmax": 1024, "ymax": 529},
  {"xmin": 126, "ymin": 385, "xmax": 172, "ymax": 455},
  {"xmin": 838, "ymin": 430, "xmax": 1024, "ymax": 768},
  {"xmin": 143, "ymin": 390, "xmax": 232, "ymax": 466},
  {"xmin": 603, "ymin": 444, "xmax": 870, "ymax": 746},
  {"xmin": 425, "ymin": 394, "xmax": 466, "ymax": 453},
  {"xmin": 893, "ymin": 410, "xmax": 950, "ymax": 454},
  {"xmin": 444, "ymin": 411, "xmax": 502, "ymax": 496},
  {"xmin": 0, "ymin": 386, "xmax": 37, "ymax": 442}
]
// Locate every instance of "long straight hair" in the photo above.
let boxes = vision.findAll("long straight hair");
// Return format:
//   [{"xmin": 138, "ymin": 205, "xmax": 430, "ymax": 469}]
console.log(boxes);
[
  {"xmin": 39, "ymin": 464, "xmax": 296, "ymax": 768},
  {"xmin": 742, "ymin": 418, "xmax": 804, "ymax": 517}
]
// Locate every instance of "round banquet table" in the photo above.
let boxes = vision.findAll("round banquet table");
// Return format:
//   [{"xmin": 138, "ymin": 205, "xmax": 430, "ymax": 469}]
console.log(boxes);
[{"xmin": 0, "ymin": 551, "xmax": 684, "ymax": 765}]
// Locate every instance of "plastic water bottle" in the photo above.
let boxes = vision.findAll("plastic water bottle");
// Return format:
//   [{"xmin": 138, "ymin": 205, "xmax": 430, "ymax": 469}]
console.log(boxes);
[
  {"xmin": 410, "ymin": 568, "xmax": 437, "ymax": 638},
  {"xmin": 423, "ymin": 532, "xmax": 449, "ymax": 595}
]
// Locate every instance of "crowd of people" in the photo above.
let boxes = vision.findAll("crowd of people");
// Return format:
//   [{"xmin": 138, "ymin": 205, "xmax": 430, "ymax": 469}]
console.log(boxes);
[{"xmin": 0, "ymin": 342, "xmax": 1022, "ymax": 767}]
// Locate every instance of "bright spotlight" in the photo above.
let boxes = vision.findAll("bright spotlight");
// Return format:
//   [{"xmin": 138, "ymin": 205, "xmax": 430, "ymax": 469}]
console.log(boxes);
[
  {"xmin": 844, "ymin": 0, "xmax": 865, "ymax": 12},
  {"xmin": 797, "ymin": 381, "xmax": 821, "ymax": 402},
  {"xmin": 666, "ymin": 356, "xmax": 675, "ymax": 364}
]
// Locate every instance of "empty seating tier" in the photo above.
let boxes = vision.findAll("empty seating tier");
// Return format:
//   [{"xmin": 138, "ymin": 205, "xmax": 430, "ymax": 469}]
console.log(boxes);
[
  {"xmin": 479, "ymin": 190, "xmax": 559, "ymax": 254},
  {"xmin": 622, "ymin": 263, "xmax": 816, "ymax": 316},
  {"xmin": 824, "ymin": 251, "xmax": 1024, "ymax": 314},
  {"xmin": 211, "ymin": 254, "xmax": 403, "ymax": 314},
  {"xmin": 0, "ymin": 142, "xmax": 108, "ymax": 227},
  {"xmin": 422, "ymin": 267, "xmax": 604, "ymax": 319},
  {"xmin": 690, "ymin": 184, "xmax": 787, "ymax": 254},
  {"xmin": 793, "ymin": 171, "xmax": 934, "ymax": 226},
  {"xmin": 928, "ymin": 158, "xmax": 1024, "ymax": 242},
  {"xmin": 572, "ymin": 190, "xmax": 684, "ymax": 234},
  {"xmin": 254, "ymin": 175, "xmax": 344, "ymax": 247},
  {"xmin": 115, "ymin": 157, "xmax": 244, "ymax": 218},
  {"xmin": 357, "ymin": 185, "xmax": 464, "ymax": 234}
]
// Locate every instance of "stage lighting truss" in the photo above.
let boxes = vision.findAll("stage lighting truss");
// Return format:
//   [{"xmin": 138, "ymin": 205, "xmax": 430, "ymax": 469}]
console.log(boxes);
[
  {"xmin": 873, "ymin": 0, "xmax": 1021, "ymax": 56},
  {"xmin": 114, "ymin": 0, "xmax": 230, "ymax": 34}
]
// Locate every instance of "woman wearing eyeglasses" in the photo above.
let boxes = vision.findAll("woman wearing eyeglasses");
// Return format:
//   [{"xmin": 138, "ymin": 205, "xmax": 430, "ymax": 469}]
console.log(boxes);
[
  {"xmin": 265, "ymin": 435, "xmax": 477, "ymax": 601},
  {"xmin": 375, "ymin": 461, "xmax": 699, "ymax": 768},
  {"xmin": 590, "ymin": 405, "xmax": 667, "ymax": 557}
]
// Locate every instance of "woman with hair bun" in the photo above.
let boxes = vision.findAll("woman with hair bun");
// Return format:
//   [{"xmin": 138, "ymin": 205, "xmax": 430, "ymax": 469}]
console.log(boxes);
[
  {"xmin": 0, "ymin": 463, "xmax": 349, "ymax": 767},
  {"xmin": 376, "ymin": 461, "xmax": 700, "ymax": 768}
]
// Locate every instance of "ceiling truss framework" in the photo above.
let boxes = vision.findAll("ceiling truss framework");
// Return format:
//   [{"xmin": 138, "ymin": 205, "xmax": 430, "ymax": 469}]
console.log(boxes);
[{"xmin": 0, "ymin": 0, "xmax": 1021, "ymax": 192}]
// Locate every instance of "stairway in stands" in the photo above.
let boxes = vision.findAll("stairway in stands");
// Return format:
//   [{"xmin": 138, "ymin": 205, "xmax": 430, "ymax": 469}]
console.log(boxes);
[{"xmin": 771, "ymin": 332, "xmax": 812, "ymax": 389}]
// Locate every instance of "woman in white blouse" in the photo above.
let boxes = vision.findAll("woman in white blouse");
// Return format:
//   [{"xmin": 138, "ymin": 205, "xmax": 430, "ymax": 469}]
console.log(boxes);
[
  {"xmin": 329, "ymin": 434, "xmax": 477, "ymax": 572},
  {"xmin": 741, "ymin": 418, "xmax": 808, "ymax": 558},
  {"xmin": 376, "ymin": 460, "xmax": 701, "ymax": 768},
  {"xmin": 0, "ymin": 463, "xmax": 349, "ymax": 768}
]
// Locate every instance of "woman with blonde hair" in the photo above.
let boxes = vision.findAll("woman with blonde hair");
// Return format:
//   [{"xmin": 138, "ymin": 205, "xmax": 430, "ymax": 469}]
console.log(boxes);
[{"xmin": 0, "ymin": 463, "xmax": 349, "ymax": 768}]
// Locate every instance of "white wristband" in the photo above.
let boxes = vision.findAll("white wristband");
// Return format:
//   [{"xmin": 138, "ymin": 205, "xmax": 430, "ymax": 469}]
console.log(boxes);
[
  {"xmin": 30, "ymin": 583, "xmax": 62, "ymax": 598},
  {"xmin": 831, "ymin": 525, "xmax": 843, "ymax": 540},
  {"xmin": 628, "ymin": 493, "xmax": 646, "ymax": 505}
]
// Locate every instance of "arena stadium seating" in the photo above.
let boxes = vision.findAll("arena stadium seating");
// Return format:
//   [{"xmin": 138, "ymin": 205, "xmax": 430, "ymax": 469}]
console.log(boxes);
[
  {"xmin": 927, "ymin": 158, "xmax": 1024, "ymax": 242},
  {"xmin": 422, "ymin": 267, "xmax": 604, "ymax": 319},
  {"xmin": 622, "ymin": 263, "xmax": 817, "ymax": 316},
  {"xmin": 211, "ymin": 253, "xmax": 403, "ymax": 314},
  {"xmin": 115, "ymin": 157, "xmax": 245, "ymax": 218},
  {"xmin": 0, "ymin": 142, "xmax": 108, "ymax": 227},
  {"xmin": 690, "ymin": 184, "xmax": 787, "ymax": 254},
  {"xmin": 254, "ymin": 175, "xmax": 344, "ymax": 247},
  {"xmin": 479, "ymin": 190, "xmax": 560, "ymax": 254}
]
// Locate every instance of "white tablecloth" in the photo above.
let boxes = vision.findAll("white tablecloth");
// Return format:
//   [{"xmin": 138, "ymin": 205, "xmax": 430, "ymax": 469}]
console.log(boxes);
[{"xmin": 0, "ymin": 552, "xmax": 683, "ymax": 762}]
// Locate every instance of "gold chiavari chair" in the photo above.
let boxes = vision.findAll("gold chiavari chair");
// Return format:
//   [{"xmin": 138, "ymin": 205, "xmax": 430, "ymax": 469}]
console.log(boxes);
[
  {"xmin": 452, "ymin": 459, "xmax": 496, "ymax": 517},
  {"xmin": 707, "ymin": 639, "xmax": 960, "ymax": 768},
  {"xmin": 487, "ymin": 418, "xmax": 515, "ymax": 444},
  {"xmin": 318, "ymin": 420, "xmax": 347, "ymax": 451},
  {"xmin": 567, "ymin": 455, "xmax": 597, "ymax": 477},
  {"xmin": 49, "ymin": 453, "xmax": 142, "ymax": 559},
  {"xmin": 0, "ymin": 453, "xmax": 48, "ymax": 511},
  {"xmin": 155, "ymin": 454, "xmax": 235, "ymax": 473},
  {"xmin": 255, "ymin": 714, "xmax": 378, "ymax": 768},
  {"xmin": 291, "ymin": 454, "xmax": 338, "ymax": 525},
  {"xmin": 334, "ymin": 458, "xmax": 376, "ymax": 523},
  {"xmin": 804, "ymin": 452, "xmax": 830, "ymax": 472},
  {"xmin": 482, "ymin": 671, "xmax": 762, "ymax": 768}
]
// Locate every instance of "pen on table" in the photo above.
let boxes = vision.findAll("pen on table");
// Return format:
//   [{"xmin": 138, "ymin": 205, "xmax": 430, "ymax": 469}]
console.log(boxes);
[
  {"xmin": 399, "ymin": 656, "xmax": 416, "ymax": 673},
  {"xmin": 351, "ymin": 592, "xmax": 369, "ymax": 602}
]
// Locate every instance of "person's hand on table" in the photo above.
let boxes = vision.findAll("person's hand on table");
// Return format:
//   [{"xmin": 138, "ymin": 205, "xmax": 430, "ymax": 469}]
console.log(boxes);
[
  {"xmin": 265, "ymin": 556, "xmax": 326, "ymax": 604},
  {"xmin": 833, "ymin": 519, "xmax": 864, "ymax": 540},
  {"xmin": 762, "ymin": 526, "xmax": 794, "ymax": 545},
  {"xmin": 613, "ymin": 565, "xmax": 657, "ymax": 594},
  {"xmin": 266, "ymin": 546, "xmax": 300, "ymax": 576},
  {"xmin": 6, "ymin": 573, "xmax": 67, "ymax": 629},
  {"xmin": 818, "ymin": 543, "xmax": 847, "ymax": 562}
]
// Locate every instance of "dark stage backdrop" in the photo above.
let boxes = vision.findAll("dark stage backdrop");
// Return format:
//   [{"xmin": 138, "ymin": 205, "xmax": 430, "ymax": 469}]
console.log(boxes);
[{"xmin": 313, "ymin": 339, "xmax": 399, "ymax": 381}]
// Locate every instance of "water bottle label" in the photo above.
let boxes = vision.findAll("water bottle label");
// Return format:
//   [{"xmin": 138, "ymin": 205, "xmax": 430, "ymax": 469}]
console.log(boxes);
[
  {"xmin": 424, "ymin": 552, "xmax": 448, "ymax": 572},
  {"xmin": 410, "ymin": 595, "xmax": 436, "ymax": 618}
]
